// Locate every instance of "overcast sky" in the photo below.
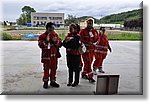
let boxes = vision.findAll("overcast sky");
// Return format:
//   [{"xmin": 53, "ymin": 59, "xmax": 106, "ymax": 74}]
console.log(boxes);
[{"xmin": 0, "ymin": 0, "xmax": 142, "ymax": 22}]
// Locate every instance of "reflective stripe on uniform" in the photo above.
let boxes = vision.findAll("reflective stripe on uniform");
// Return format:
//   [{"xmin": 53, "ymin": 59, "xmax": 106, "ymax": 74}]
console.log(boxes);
[
  {"xmin": 95, "ymin": 45, "xmax": 108, "ymax": 48},
  {"xmin": 85, "ymin": 44, "xmax": 93, "ymax": 46},
  {"xmin": 67, "ymin": 49, "xmax": 71, "ymax": 51},
  {"xmin": 42, "ymin": 44, "xmax": 54, "ymax": 49},
  {"xmin": 94, "ymin": 50, "xmax": 107, "ymax": 54},
  {"xmin": 86, "ymin": 50, "xmax": 90, "ymax": 52},
  {"xmin": 42, "ymin": 58, "xmax": 50, "ymax": 60},
  {"xmin": 51, "ymin": 54, "xmax": 56, "ymax": 56},
  {"xmin": 86, "ymin": 49, "xmax": 94, "ymax": 53}
]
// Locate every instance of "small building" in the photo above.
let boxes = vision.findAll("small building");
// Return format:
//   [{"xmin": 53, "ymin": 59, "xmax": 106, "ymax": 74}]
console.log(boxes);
[
  {"xmin": 79, "ymin": 17, "xmax": 95, "ymax": 29},
  {"xmin": 31, "ymin": 12, "xmax": 64, "ymax": 28}
]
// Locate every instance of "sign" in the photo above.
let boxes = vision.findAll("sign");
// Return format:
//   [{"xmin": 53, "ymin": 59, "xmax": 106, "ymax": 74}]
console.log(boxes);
[{"xmin": 95, "ymin": 74, "xmax": 120, "ymax": 95}]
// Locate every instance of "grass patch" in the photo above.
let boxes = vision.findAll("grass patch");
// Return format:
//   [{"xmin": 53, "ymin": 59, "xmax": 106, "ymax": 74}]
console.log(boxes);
[
  {"xmin": 19, "ymin": 28, "xmax": 45, "ymax": 30},
  {"xmin": 58, "ymin": 32, "xmax": 143, "ymax": 41},
  {"xmin": 17, "ymin": 27, "xmax": 68, "ymax": 30},
  {"xmin": 1, "ymin": 25, "xmax": 16, "ymax": 29},
  {"xmin": 1, "ymin": 25, "xmax": 68, "ymax": 30},
  {"xmin": 14, "ymin": 27, "xmax": 67, "ymax": 30},
  {"xmin": 1, "ymin": 30, "xmax": 142, "ymax": 41},
  {"xmin": 55, "ymin": 28, "xmax": 68, "ymax": 30},
  {"xmin": 107, "ymin": 33, "xmax": 143, "ymax": 40},
  {"xmin": 59, "ymin": 33, "xmax": 67, "ymax": 40}
]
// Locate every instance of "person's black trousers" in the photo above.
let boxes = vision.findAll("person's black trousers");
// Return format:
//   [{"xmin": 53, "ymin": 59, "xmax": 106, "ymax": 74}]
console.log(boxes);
[{"xmin": 67, "ymin": 54, "xmax": 80, "ymax": 84}]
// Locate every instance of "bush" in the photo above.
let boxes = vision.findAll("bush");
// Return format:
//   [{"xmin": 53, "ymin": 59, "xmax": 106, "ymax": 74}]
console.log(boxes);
[
  {"xmin": 1, "ymin": 32, "xmax": 12, "ymax": 40},
  {"xmin": 11, "ymin": 35, "xmax": 22, "ymax": 40},
  {"xmin": 0, "ymin": 32, "xmax": 22, "ymax": 40}
]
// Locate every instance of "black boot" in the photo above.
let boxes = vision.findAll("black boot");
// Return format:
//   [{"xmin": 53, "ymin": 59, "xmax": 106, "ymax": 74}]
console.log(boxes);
[
  {"xmin": 82, "ymin": 74, "xmax": 88, "ymax": 79},
  {"xmin": 50, "ymin": 81, "xmax": 60, "ymax": 88},
  {"xmin": 98, "ymin": 67, "xmax": 105, "ymax": 73},
  {"xmin": 79, "ymin": 66, "xmax": 82, "ymax": 71},
  {"xmin": 67, "ymin": 83, "xmax": 72, "ymax": 86},
  {"xmin": 43, "ymin": 81, "xmax": 48, "ymax": 89},
  {"xmin": 89, "ymin": 78, "xmax": 96, "ymax": 83},
  {"xmin": 71, "ymin": 83, "xmax": 78, "ymax": 87}
]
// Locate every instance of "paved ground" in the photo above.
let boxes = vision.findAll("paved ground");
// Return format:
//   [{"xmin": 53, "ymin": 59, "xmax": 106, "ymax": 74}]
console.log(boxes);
[{"xmin": 0, "ymin": 41, "xmax": 142, "ymax": 95}]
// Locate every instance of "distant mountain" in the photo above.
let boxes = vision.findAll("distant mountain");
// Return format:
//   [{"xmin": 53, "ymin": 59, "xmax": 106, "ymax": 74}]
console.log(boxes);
[{"xmin": 96, "ymin": 9, "xmax": 143, "ymax": 24}]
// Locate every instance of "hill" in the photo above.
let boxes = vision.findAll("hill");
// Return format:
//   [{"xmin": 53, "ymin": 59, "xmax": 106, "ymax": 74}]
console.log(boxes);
[
  {"xmin": 65, "ymin": 9, "xmax": 143, "ymax": 25},
  {"xmin": 96, "ymin": 9, "xmax": 142, "ymax": 24}
]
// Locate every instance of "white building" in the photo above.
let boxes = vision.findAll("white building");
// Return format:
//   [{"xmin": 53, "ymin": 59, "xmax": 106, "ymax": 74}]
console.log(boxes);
[
  {"xmin": 31, "ymin": 12, "xmax": 64, "ymax": 27},
  {"xmin": 94, "ymin": 24, "xmax": 124, "ymax": 29}
]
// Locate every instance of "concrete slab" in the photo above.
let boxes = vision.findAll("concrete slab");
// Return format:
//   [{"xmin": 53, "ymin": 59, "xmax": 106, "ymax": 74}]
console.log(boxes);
[{"xmin": 0, "ymin": 41, "xmax": 142, "ymax": 95}]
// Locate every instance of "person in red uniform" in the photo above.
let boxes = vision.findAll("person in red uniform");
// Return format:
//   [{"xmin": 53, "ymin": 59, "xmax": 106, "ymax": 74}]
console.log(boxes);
[
  {"xmin": 38, "ymin": 22, "xmax": 62, "ymax": 89},
  {"xmin": 93, "ymin": 27, "xmax": 112, "ymax": 74},
  {"xmin": 76, "ymin": 24, "xmax": 83, "ymax": 71},
  {"xmin": 79, "ymin": 18, "xmax": 98, "ymax": 83},
  {"xmin": 63, "ymin": 23, "xmax": 82, "ymax": 87}
]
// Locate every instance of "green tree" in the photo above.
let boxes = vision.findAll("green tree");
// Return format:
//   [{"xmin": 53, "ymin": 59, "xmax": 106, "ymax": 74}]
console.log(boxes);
[
  {"xmin": 22, "ymin": 6, "xmax": 36, "ymax": 23},
  {"xmin": 17, "ymin": 14, "xmax": 27, "ymax": 25},
  {"xmin": 65, "ymin": 15, "xmax": 78, "ymax": 26},
  {"xmin": 17, "ymin": 6, "xmax": 36, "ymax": 25}
]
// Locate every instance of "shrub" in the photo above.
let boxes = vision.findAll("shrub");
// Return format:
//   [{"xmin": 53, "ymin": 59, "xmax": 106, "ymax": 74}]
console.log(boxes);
[
  {"xmin": 1, "ymin": 32, "xmax": 12, "ymax": 40},
  {"xmin": 11, "ymin": 35, "xmax": 22, "ymax": 40},
  {"xmin": 0, "ymin": 32, "xmax": 22, "ymax": 40}
]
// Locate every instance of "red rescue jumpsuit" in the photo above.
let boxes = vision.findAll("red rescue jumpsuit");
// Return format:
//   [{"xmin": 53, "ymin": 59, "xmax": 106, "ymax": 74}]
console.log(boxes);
[
  {"xmin": 38, "ymin": 31, "xmax": 62, "ymax": 82},
  {"xmin": 79, "ymin": 27, "xmax": 98, "ymax": 78},
  {"xmin": 93, "ymin": 33, "xmax": 111, "ymax": 69}
]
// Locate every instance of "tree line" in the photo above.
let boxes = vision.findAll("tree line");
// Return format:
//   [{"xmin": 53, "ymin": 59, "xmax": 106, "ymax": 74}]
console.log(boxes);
[{"xmin": 123, "ymin": 18, "xmax": 143, "ymax": 31}]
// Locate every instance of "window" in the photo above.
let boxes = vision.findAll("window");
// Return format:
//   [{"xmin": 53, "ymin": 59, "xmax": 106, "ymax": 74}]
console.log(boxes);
[
  {"xmin": 49, "ymin": 17, "xmax": 52, "ymax": 20},
  {"xmin": 41, "ymin": 17, "xmax": 47, "ymax": 20},
  {"xmin": 48, "ymin": 17, "xmax": 63, "ymax": 20},
  {"xmin": 57, "ymin": 17, "xmax": 62, "ymax": 20},
  {"xmin": 33, "ymin": 16, "xmax": 36, "ymax": 20},
  {"xmin": 37, "ymin": 17, "xmax": 47, "ymax": 20}
]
